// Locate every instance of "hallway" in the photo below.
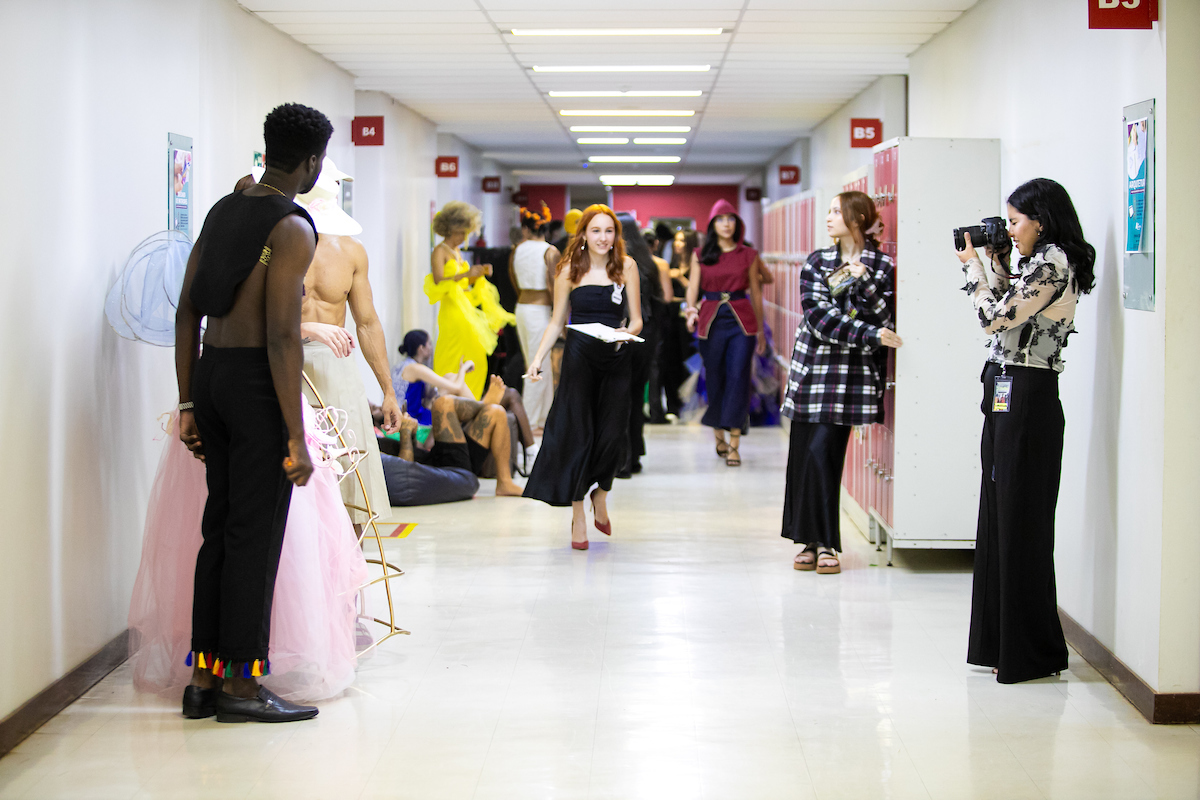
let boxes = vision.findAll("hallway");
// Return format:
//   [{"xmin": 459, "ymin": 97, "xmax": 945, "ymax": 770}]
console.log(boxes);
[{"xmin": 1, "ymin": 426, "xmax": 1195, "ymax": 800}]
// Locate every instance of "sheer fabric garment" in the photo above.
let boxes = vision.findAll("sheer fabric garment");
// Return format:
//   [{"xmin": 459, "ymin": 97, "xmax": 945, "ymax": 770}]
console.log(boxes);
[{"xmin": 128, "ymin": 404, "xmax": 368, "ymax": 702}]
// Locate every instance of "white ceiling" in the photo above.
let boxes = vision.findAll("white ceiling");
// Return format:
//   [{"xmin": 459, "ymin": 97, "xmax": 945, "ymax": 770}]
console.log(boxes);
[{"xmin": 242, "ymin": 0, "xmax": 977, "ymax": 185}]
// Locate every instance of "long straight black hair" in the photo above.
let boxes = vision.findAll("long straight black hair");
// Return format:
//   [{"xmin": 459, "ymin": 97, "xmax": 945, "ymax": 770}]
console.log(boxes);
[
  {"xmin": 1007, "ymin": 178, "xmax": 1096, "ymax": 294},
  {"xmin": 699, "ymin": 213, "xmax": 745, "ymax": 265}
]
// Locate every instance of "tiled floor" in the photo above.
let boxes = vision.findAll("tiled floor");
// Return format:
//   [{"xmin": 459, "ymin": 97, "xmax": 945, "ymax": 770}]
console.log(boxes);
[{"xmin": 2, "ymin": 425, "xmax": 1197, "ymax": 799}]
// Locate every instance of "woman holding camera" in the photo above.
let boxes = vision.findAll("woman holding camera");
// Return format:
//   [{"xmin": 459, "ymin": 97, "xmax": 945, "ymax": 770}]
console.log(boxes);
[
  {"xmin": 957, "ymin": 178, "xmax": 1095, "ymax": 684},
  {"xmin": 781, "ymin": 191, "xmax": 902, "ymax": 574}
]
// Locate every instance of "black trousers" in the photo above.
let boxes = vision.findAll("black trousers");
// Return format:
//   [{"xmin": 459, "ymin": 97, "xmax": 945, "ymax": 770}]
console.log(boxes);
[
  {"xmin": 781, "ymin": 421, "xmax": 852, "ymax": 551},
  {"xmin": 190, "ymin": 347, "xmax": 294, "ymax": 665},
  {"xmin": 627, "ymin": 308, "xmax": 660, "ymax": 463},
  {"xmin": 968, "ymin": 362, "xmax": 1069, "ymax": 684}
]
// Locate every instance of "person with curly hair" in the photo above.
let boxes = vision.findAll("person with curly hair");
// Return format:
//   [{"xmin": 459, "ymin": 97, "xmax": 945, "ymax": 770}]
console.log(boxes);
[
  {"xmin": 174, "ymin": 102, "xmax": 332, "ymax": 723},
  {"xmin": 426, "ymin": 201, "xmax": 515, "ymax": 399}
]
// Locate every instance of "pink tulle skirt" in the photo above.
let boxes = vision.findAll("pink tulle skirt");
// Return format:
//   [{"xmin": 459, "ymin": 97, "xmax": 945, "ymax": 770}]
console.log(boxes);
[{"xmin": 128, "ymin": 405, "xmax": 369, "ymax": 702}]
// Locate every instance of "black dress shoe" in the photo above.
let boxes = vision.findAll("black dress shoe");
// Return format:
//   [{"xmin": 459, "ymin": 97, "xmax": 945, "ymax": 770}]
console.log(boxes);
[
  {"xmin": 182, "ymin": 685, "xmax": 217, "ymax": 719},
  {"xmin": 215, "ymin": 687, "xmax": 318, "ymax": 723}
]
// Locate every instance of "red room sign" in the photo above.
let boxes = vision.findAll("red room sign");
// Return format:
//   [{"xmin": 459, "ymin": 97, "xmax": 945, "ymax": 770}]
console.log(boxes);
[
  {"xmin": 745, "ymin": 187, "xmax": 762, "ymax": 202},
  {"xmin": 1089, "ymin": 0, "xmax": 1158, "ymax": 29},
  {"xmin": 435, "ymin": 156, "xmax": 459, "ymax": 178},
  {"xmin": 481, "ymin": 176, "xmax": 501, "ymax": 193},
  {"xmin": 351, "ymin": 116, "xmax": 384, "ymax": 146},
  {"xmin": 851, "ymin": 118, "xmax": 883, "ymax": 148},
  {"xmin": 779, "ymin": 165, "xmax": 800, "ymax": 185}
]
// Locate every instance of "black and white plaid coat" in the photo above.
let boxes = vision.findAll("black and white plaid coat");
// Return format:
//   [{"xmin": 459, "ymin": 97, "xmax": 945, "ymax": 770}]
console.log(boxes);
[{"xmin": 781, "ymin": 245, "xmax": 895, "ymax": 426}]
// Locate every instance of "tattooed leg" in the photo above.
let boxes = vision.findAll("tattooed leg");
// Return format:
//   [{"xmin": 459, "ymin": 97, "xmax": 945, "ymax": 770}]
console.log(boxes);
[{"xmin": 465, "ymin": 405, "xmax": 522, "ymax": 496}]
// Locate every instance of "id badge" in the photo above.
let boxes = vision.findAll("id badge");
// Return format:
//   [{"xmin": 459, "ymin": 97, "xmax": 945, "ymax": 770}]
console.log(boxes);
[{"xmin": 993, "ymin": 376, "xmax": 1013, "ymax": 413}]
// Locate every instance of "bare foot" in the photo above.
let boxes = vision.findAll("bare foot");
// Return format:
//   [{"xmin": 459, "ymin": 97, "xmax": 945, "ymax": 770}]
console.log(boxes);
[
  {"xmin": 400, "ymin": 415, "xmax": 418, "ymax": 437},
  {"xmin": 481, "ymin": 375, "xmax": 506, "ymax": 405},
  {"xmin": 495, "ymin": 479, "xmax": 524, "ymax": 497}
]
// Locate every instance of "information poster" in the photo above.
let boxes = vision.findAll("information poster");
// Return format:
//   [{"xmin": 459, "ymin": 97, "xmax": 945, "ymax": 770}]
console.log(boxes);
[
  {"xmin": 168, "ymin": 133, "xmax": 193, "ymax": 239},
  {"xmin": 1125, "ymin": 118, "xmax": 1147, "ymax": 253},
  {"xmin": 1122, "ymin": 100, "xmax": 1155, "ymax": 312}
]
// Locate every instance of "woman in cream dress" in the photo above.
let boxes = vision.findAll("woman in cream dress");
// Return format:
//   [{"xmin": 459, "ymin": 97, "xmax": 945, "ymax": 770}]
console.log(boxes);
[{"xmin": 509, "ymin": 203, "xmax": 559, "ymax": 433}]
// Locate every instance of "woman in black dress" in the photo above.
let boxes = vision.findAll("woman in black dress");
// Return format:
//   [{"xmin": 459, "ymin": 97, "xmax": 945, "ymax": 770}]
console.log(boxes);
[{"xmin": 523, "ymin": 205, "xmax": 643, "ymax": 550}]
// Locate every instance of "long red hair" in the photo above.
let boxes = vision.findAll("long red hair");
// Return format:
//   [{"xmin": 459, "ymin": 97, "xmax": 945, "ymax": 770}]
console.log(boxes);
[{"xmin": 556, "ymin": 204, "xmax": 627, "ymax": 284}]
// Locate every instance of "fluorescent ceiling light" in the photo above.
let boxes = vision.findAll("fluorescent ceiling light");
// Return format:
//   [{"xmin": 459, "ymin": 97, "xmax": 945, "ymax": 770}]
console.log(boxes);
[
  {"xmin": 514, "ymin": 28, "xmax": 721, "ymax": 36},
  {"xmin": 560, "ymin": 110, "xmax": 695, "ymax": 117},
  {"xmin": 550, "ymin": 90, "xmax": 703, "ymax": 98},
  {"xmin": 634, "ymin": 137, "xmax": 687, "ymax": 145},
  {"xmin": 571, "ymin": 125, "xmax": 692, "ymax": 133},
  {"xmin": 589, "ymin": 156, "xmax": 681, "ymax": 163},
  {"xmin": 599, "ymin": 174, "xmax": 676, "ymax": 186},
  {"xmin": 533, "ymin": 65, "xmax": 711, "ymax": 73},
  {"xmin": 577, "ymin": 137, "xmax": 629, "ymax": 144}
]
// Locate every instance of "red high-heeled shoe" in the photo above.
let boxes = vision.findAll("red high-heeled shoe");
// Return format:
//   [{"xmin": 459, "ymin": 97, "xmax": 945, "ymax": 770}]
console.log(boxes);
[
  {"xmin": 572, "ymin": 540, "xmax": 589, "ymax": 550},
  {"xmin": 590, "ymin": 488, "xmax": 612, "ymax": 536}
]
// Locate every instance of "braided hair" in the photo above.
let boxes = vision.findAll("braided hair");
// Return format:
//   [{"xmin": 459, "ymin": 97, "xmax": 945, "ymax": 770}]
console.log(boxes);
[{"xmin": 263, "ymin": 103, "xmax": 334, "ymax": 173}]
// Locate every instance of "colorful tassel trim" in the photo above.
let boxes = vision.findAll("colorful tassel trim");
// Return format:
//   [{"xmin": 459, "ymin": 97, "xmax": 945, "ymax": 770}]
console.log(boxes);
[{"xmin": 185, "ymin": 652, "xmax": 269, "ymax": 678}]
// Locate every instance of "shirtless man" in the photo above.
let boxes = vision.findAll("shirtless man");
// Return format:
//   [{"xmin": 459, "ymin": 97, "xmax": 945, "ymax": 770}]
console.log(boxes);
[
  {"xmin": 175, "ymin": 103, "xmax": 331, "ymax": 724},
  {"xmin": 295, "ymin": 160, "xmax": 399, "ymax": 529}
]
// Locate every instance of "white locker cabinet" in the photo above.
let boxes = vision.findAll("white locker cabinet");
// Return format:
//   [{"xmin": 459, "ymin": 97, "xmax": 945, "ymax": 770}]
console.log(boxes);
[{"xmin": 867, "ymin": 137, "xmax": 1001, "ymax": 563}]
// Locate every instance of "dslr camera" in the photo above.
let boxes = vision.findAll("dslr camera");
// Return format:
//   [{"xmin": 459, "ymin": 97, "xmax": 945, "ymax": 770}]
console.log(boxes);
[{"xmin": 953, "ymin": 216, "xmax": 1009, "ymax": 252}]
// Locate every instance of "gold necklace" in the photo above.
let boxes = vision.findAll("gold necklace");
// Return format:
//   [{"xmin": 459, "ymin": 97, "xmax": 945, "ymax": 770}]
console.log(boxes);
[{"xmin": 258, "ymin": 182, "xmax": 286, "ymax": 196}]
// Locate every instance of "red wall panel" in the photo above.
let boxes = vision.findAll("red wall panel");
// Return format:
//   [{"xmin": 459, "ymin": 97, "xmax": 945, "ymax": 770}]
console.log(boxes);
[
  {"xmin": 519, "ymin": 184, "xmax": 569, "ymax": 219},
  {"xmin": 609, "ymin": 185, "xmax": 739, "ymax": 230}
]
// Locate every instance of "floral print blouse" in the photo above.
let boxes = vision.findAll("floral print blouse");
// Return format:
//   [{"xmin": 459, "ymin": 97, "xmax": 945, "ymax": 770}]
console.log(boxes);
[{"xmin": 961, "ymin": 243, "xmax": 1078, "ymax": 372}]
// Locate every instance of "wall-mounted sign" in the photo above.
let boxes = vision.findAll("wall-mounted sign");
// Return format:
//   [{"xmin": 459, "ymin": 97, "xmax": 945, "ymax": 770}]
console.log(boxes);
[
  {"xmin": 1090, "ymin": 0, "xmax": 1158, "ymax": 29},
  {"xmin": 745, "ymin": 187, "xmax": 762, "ymax": 202},
  {"xmin": 436, "ymin": 156, "xmax": 459, "ymax": 178},
  {"xmin": 352, "ymin": 116, "xmax": 384, "ymax": 146},
  {"xmin": 851, "ymin": 118, "xmax": 883, "ymax": 148},
  {"xmin": 779, "ymin": 165, "xmax": 800, "ymax": 185},
  {"xmin": 167, "ymin": 133, "xmax": 193, "ymax": 239},
  {"xmin": 511, "ymin": 190, "xmax": 529, "ymax": 206},
  {"xmin": 482, "ymin": 176, "xmax": 502, "ymax": 193},
  {"xmin": 1123, "ymin": 99, "xmax": 1155, "ymax": 311}
]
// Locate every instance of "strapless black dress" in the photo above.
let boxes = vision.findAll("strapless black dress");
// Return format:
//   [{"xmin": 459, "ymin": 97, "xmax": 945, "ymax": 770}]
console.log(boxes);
[{"xmin": 524, "ymin": 285, "xmax": 634, "ymax": 506}]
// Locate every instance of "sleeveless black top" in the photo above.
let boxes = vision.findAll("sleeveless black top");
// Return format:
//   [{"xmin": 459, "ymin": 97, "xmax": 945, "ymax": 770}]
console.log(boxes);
[
  {"xmin": 569, "ymin": 284, "xmax": 628, "ymax": 327},
  {"xmin": 189, "ymin": 191, "xmax": 318, "ymax": 317}
]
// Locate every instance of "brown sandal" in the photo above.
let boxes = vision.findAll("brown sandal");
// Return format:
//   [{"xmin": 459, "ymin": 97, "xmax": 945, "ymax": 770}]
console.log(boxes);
[
  {"xmin": 725, "ymin": 446, "xmax": 741, "ymax": 467},
  {"xmin": 715, "ymin": 439, "xmax": 730, "ymax": 457},
  {"xmin": 793, "ymin": 547, "xmax": 817, "ymax": 571},
  {"xmin": 815, "ymin": 548, "xmax": 840, "ymax": 574}
]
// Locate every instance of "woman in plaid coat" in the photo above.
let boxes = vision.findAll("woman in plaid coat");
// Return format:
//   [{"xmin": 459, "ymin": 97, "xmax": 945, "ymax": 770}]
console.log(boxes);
[{"xmin": 781, "ymin": 191, "xmax": 903, "ymax": 574}]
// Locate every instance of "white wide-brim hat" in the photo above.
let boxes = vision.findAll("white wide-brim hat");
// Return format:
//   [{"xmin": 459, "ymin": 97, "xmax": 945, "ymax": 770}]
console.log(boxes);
[{"xmin": 295, "ymin": 157, "xmax": 363, "ymax": 237}]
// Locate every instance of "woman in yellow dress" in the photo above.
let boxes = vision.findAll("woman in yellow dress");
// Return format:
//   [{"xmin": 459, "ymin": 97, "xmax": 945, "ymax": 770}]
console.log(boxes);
[{"xmin": 426, "ymin": 201, "xmax": 515, "ymax": 399}]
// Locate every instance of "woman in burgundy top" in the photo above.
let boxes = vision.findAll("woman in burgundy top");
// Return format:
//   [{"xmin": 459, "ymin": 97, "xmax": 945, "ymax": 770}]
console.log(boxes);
[{"xmin": 685, "ymin": 199, "xmax": 766, "ymax": 466}]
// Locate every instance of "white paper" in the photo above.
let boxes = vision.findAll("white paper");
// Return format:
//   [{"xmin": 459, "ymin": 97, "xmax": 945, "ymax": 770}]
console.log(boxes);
[{"xmin": 567, "ymin": 323, "xmax": 645, "ymax": 344}]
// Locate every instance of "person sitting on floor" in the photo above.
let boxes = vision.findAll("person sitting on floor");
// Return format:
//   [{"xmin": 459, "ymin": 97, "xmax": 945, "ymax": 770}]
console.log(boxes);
[{"xmin": 392, "ymin": 329, "xmax": 537, "ymax": 464}]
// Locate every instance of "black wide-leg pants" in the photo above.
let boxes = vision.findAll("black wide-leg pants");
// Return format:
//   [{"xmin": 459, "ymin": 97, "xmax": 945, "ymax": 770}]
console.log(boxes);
[
  {"xmin": 781, "ymin": 421, "xmax": 852, "ymax": 551},
  {"xmin": 190, "ymin": 347, "xmax": 294, "ymax": 665},
  {"xmin": 968, "ymin": 362, "xmax": 1069, "ymax": 684}
]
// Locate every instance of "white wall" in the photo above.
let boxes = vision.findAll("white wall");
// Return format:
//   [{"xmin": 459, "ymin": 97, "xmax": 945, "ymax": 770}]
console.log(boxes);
[
  {"xmin": 763, "ymin": 139, "xmax": 811, "ymax": 205},
  {"xmin": 0, "ymin": 0, "xmax": 355, "ymax": 720},
  {"xmin": 908, "ymin": 0, "xmax": 1196, "ymax": 692},
  {"xmin": 352, "ymin": 92, "xmax": 439, "ymax": 401},
  {"xmin": 808, "ymin": 75, "xmax": 907, "ymax": 201},
  {"xmin": 435, "ymin": 134, "xmax": 516, "ymax": 252}
]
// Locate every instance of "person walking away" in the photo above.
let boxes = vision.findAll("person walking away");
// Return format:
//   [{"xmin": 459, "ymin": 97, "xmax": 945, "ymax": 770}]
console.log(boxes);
[{"xmin": 509, "ymin": 203, "xmax": 560, "ymax": 435}]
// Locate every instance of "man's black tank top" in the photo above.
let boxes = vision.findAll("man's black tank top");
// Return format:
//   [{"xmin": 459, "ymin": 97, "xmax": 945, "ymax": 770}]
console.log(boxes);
[{"xmin": 189, "ymin": 191, "xmax": 318, "ymax": 317}]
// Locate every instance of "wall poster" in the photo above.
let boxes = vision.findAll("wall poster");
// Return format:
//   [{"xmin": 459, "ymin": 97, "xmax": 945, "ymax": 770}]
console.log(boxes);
[
  {"xmin": 168, "ymin": 133, "xmax": 193, "ymax": 240},
  {"xmin": 1122, "ymin": 100, "xmax": 1154, "ymax": 311}
]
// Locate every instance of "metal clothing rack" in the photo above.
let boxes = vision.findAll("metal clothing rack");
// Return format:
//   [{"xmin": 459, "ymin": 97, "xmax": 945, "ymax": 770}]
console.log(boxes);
[{"xmin": 302, "ymin": 371, "xmax": 408, "ymax": 653}]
